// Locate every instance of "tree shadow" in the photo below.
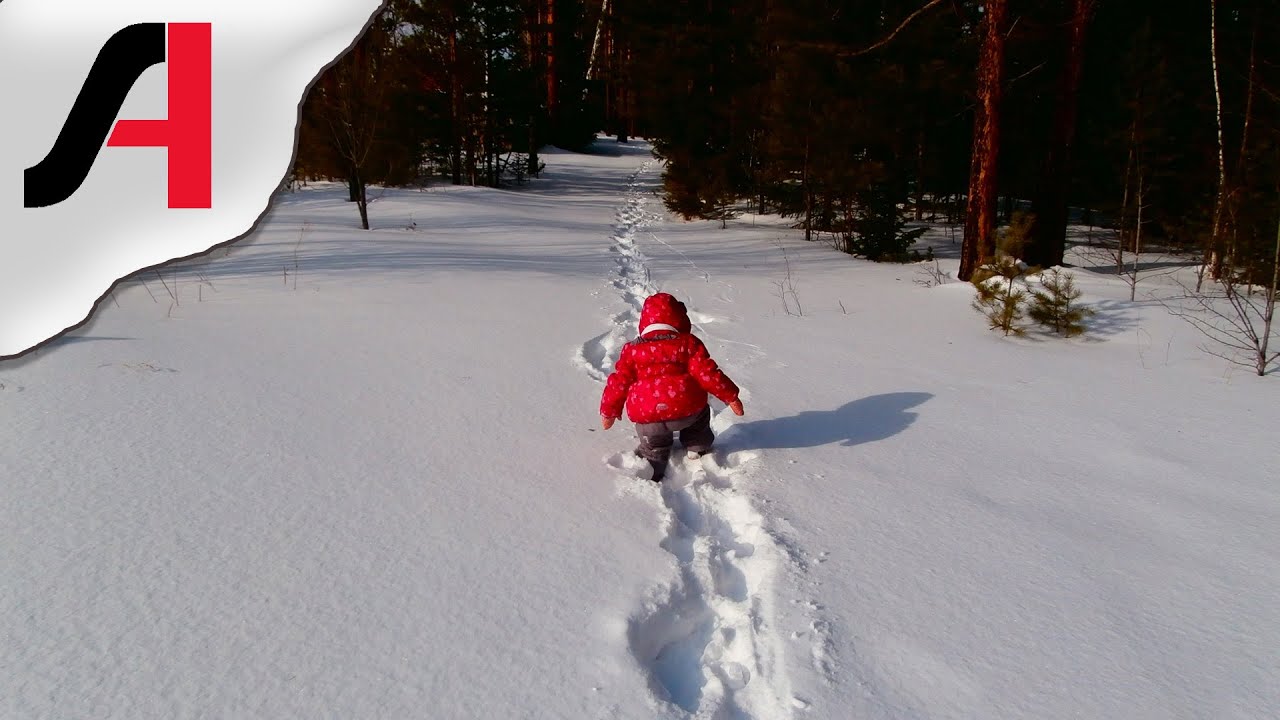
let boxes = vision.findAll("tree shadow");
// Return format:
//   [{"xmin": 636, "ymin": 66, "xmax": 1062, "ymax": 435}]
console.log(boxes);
[
  {"xmin": 725, "ymin": 392, "xmax": 933, "ymax": 450},
  {"xmin": 47, "ymin": 335, "xmax": 133, "ymax": 345},
  {"xmin": 1, "ymin": 334, "xmax": 133, "ymax": 370},
  {"xmin": 1075, "ymin": 258, "xmax": 1199, "ymax": 275},
  {"xmin": 1078, "ymin": 298, "xmax": 1141, "ymax": 339}
]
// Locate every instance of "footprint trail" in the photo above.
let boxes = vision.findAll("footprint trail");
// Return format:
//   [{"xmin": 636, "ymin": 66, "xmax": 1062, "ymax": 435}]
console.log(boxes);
[{"xmin": 577, "ymin": 159, "xmax": 796, "ymax": 718}]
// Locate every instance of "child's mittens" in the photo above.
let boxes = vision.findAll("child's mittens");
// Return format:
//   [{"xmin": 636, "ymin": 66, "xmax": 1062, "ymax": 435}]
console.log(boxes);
[
  {"xmin": 601, "ymin": 415, "xmax": 617, "ymax": 430},
  {"xmin": 729, "ymin": 400, "xmax": 744, "ymax": 416}
]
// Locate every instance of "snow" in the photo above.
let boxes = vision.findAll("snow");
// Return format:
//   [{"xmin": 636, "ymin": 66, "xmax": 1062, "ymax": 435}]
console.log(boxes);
[{"xmin": 3, "ymin": 139, "xmax": 1279, "ymax": 719}]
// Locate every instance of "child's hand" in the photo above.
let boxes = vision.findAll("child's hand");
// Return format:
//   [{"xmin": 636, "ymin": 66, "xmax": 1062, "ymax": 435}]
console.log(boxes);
[
  {"xmin": 729, "ymin": 400, "xmax": 744, "ymax": 416},
  {"xmin": 601, "ymin": 415, "xmax": 617, "ymax": 430}
]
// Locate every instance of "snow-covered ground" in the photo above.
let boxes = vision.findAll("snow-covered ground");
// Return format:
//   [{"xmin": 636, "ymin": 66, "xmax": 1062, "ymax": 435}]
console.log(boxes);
[{"xmin": 3, "ymin": 139, "xmax": 1278, "ymax": 719}]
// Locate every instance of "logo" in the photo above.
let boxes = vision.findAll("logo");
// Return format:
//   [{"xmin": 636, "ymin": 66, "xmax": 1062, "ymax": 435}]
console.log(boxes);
[
  {"xmin": 0, "ymin": 0, "xmax": 383, "ymax": 358},
  {"xmin": 23, "ymin": 22, "xmax": 211, "ymax": 209}
]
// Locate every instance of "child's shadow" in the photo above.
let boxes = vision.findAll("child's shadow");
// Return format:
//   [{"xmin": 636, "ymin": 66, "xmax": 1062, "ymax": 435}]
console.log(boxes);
[{"xmin": 727, "ymin": 392, "xmax": 932, "ymax": 450}]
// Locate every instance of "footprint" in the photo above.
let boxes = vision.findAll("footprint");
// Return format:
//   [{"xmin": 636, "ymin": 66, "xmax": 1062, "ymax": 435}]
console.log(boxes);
[
  {"xmin": 628, "ymin": 582, "xmax": 716, "ymax": 713},
  {"xmin": 576, "ymin": 330, "xmax": 618, "ymax": 381},
  {"xmin": 605, "ymin": 451, "xmax": 653, "ymax": 480}
]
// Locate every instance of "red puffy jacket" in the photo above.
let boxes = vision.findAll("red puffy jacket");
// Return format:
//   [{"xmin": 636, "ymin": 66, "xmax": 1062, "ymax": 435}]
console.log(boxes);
[{"xmin": 600, "ymin": 293, "xmax": 740, "ymax": 424}]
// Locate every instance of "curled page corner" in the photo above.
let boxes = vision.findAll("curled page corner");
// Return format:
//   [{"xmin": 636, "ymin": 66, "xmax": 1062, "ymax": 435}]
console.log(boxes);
[{"xmin": 0, "ymin": 0, "xmax": 387, "ymax": 358}]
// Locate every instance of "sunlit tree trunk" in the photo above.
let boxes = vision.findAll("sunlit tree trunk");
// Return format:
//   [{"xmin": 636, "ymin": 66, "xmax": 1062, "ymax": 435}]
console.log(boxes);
[{"xmin": 959, "ymin": 0, "xmax": 1008, "ymax": 281}]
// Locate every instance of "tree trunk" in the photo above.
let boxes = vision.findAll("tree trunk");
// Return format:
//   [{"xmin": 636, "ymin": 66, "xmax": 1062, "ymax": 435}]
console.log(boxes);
[
  {"xmin": 449, "ymin": 12, "xmax": 463, "ymax": 185},
  {"xmin": 466, "ymin": 134, "xmax": 476, "ymax": 185},
  {"xmin": 1202, "ymin": 0, "xmax": 1227, "ymax": 289},
  {"xmin": 1026, "ymin": 0, "xmax": 1094, "ymax": 269},
  {"xmin": 544, "ymin": 0, "xmax": 558, "ymax": 137},
  {"xmin": 484, "ymin": 38, "xmax": 494, "ymax": 187},
  {"xmin": 914, "ymin": 121, "xmax": 926, "ymax": 221},
  {"xmin": 354, "ymin": 171, "xmax": 369, "ymax": 230},
  {"xmin": 803, "ymin": 132, "xmax": 812, "ymax": 242},
  {"xmin": 1131, "ymin": 167, "xmax": 1145, "ymax": 301},
  {"xmin": 1227, "ymin": 15, "xmax": 1259, "ymax": 279},
  {"xmin": 1117, "ymin": 139, "xmax": 1135, "ymax": 277},
  {"xmin": 959, "ymin": 0, "xmax": 1008, "ymax": 281},
  {"xmin": 526, "ymin": 0, "xmax": 544, "ymax": 177},
  {"xmin": 1260, "ymin": 212, "xmax": 1280, "ymax": 375}
]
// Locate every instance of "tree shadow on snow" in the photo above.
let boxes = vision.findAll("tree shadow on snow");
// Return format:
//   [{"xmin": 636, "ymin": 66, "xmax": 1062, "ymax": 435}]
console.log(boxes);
[{"xmin": 727, "ymin": 392, "xmax": 933, "ymax": 450}]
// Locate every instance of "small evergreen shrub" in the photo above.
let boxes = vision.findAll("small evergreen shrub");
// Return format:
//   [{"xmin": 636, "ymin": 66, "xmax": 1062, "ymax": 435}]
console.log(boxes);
[
  {"xmin": 972, "ymin": 255, "xmax": 1034, "ymax": 336},
  {"xmin": 1029, "ymin": 268, "xmax": 1095, "ymax": 337},
  {"xmin": 843, "ymin": 182, "xmax": 927, "ymax": 262}
]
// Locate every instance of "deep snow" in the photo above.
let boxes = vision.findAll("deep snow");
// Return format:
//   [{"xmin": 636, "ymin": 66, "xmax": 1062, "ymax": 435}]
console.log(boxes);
[{"xmin": 3, "ymin": 139, "xmax": 1278, "ymax": 720}]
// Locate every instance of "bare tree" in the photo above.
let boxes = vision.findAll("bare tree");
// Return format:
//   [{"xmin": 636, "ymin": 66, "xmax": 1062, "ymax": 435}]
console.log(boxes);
[
  {"xmin": 1168, "ymin": 214, "xmax": 1280, "ymax": 376},
  {"xmin": 1121, "ymin": 163, "xmax": 1150, "ymax": 301},
  {"xmin": 311, "ymin": 17, "xmax": 397, "ymax": 230},
  {"xmin": 1200, "ymin": 0, "xmax": 1229, "ymax": 289},
  {"xmin": 1110, "ymin": 105, "xmax": 1165, "ymax": 302}
]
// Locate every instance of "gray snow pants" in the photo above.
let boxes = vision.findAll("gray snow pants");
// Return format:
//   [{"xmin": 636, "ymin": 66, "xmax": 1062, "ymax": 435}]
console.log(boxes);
[{"xmin": 634, "ymin": 405, "xmax": 714, "ymax": 466}]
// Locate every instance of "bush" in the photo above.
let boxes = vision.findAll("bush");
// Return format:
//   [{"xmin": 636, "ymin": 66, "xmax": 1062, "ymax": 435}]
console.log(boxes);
[
  {"xmin": 1029, "ymin": 268, "xmax": 1095, "ymax": 337},
  {"xmin": 972, "ymin": 255, "xmax": 1035, "ymax": 336},
  {"xmin": 842, "ymin": 182, "xmax": 927, "ymax": 262}
]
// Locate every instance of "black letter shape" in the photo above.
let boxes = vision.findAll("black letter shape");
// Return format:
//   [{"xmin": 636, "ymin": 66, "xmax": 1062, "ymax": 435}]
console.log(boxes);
[{"xmin": 24, "ymin": 23, "xmax": 166, "ymax": 208}]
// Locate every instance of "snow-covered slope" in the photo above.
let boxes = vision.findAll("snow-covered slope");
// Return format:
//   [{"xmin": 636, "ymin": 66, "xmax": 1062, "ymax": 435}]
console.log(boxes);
[{"xmin": 3, "ymin": 139, "xmax": 1278, "ymax": 719}]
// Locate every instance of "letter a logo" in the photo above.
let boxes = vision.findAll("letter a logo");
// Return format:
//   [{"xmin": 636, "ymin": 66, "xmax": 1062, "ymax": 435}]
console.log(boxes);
[{"xmin": 24, "ymin": 23, "xmax": 212, "ymax": 209}]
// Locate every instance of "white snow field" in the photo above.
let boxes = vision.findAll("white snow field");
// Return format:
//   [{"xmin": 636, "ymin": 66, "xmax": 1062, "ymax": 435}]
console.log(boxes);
[{"xmin": 3, "ymin": 139, "xmax": 1279, "ymax": 720}]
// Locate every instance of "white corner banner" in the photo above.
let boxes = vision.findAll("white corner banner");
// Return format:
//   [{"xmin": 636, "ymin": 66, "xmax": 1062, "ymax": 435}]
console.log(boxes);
[{"xmin": 0, "ymin": 0, "xmax": 386, "ymax": 357}]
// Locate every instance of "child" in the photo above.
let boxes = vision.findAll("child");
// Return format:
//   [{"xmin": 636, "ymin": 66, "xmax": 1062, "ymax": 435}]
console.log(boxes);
[{"xmin": 600, "ymin": 293, "xmax": 744, "ymax": 482}]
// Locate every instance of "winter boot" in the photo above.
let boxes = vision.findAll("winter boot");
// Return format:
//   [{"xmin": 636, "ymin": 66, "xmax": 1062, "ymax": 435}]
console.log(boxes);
[{"xmin": 647, "ymin": 458, "xmax": 668, "ymax": 483}]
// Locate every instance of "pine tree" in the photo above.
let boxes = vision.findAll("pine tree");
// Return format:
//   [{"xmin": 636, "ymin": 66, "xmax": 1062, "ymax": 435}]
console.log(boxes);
[
  {"xmin": 1025, "ymin": 0, "xmax": 1097, "ymax": 269},
  {"xmin": 846, "ymin": 178, "xmax": 927, "ymax": 262},
  {"xmin": 972, "ymin": 256, "xmax": 1032, "ymax": 336},
  {"xmin": 1029, "ymin": 269, "xmax": 1095, "ymax": 336},
  {"xmin": 959, "ymin": 0, "xmax": 1010, "ymax": 281}
]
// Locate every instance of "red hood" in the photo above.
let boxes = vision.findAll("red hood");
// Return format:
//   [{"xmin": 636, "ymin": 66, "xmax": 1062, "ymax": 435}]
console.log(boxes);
[{"xmin": 639, "ymin": 293, "xmax": 691, "ymax": 337}]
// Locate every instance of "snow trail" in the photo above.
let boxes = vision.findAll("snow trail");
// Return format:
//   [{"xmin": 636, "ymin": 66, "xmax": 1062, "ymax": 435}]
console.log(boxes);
[
  {"xmin": 582, "ymin": 159, "xmax": 794, "ymax": 718},
  {"xmin": 575, "ymin": 161, "xmax": 658, "ymax": 382}
]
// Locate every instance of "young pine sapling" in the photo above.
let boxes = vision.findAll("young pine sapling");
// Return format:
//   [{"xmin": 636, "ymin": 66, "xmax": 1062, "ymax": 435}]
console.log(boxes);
[{"xmin": 1029, "ymin": 268, "xmax": 1095, "ymax": 337}]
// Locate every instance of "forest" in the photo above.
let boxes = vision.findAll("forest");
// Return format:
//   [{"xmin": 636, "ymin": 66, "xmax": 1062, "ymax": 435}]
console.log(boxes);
[{"xmin": 295, "ymin": 0, "xmax": 1279, "ymax": 290}]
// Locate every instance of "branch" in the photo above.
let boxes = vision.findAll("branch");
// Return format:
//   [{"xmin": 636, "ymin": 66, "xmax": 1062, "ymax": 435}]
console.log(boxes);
[
  {"xmin": 840, "ymin": 0, "xmax": 948, "ymax": 57},
  {"xmin": 1007, "ymin": 60, "xmax": 1046, "ymax": 86},
  {"xmin": 1006, "ymin": 15, "xmax": 1021, "ymax": 39}
]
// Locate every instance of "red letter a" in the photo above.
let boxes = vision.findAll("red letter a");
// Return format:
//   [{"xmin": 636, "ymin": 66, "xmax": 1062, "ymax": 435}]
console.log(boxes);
[{"xmin": 107, "ymin": 23, "xmax": 211, "ymax": 209}]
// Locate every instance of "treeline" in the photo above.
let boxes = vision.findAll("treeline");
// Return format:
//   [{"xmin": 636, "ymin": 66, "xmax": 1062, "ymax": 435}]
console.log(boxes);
[
  {"xmin": 294, "ymin": 0, "xmax": 1279, "ymax": 291},
  {"xmin": 603, "ymin": 0, "xmax": 1279, "ymax": 281},
  {"xmin": 294, "ymin": 0, "xmax": 604, "ymax": 229}
]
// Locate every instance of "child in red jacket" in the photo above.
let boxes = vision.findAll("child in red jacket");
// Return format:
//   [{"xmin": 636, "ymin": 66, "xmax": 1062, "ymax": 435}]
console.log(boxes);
[{"xmin": 600, "ymin": 293, "xmax": 744, "ymax": 482}]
